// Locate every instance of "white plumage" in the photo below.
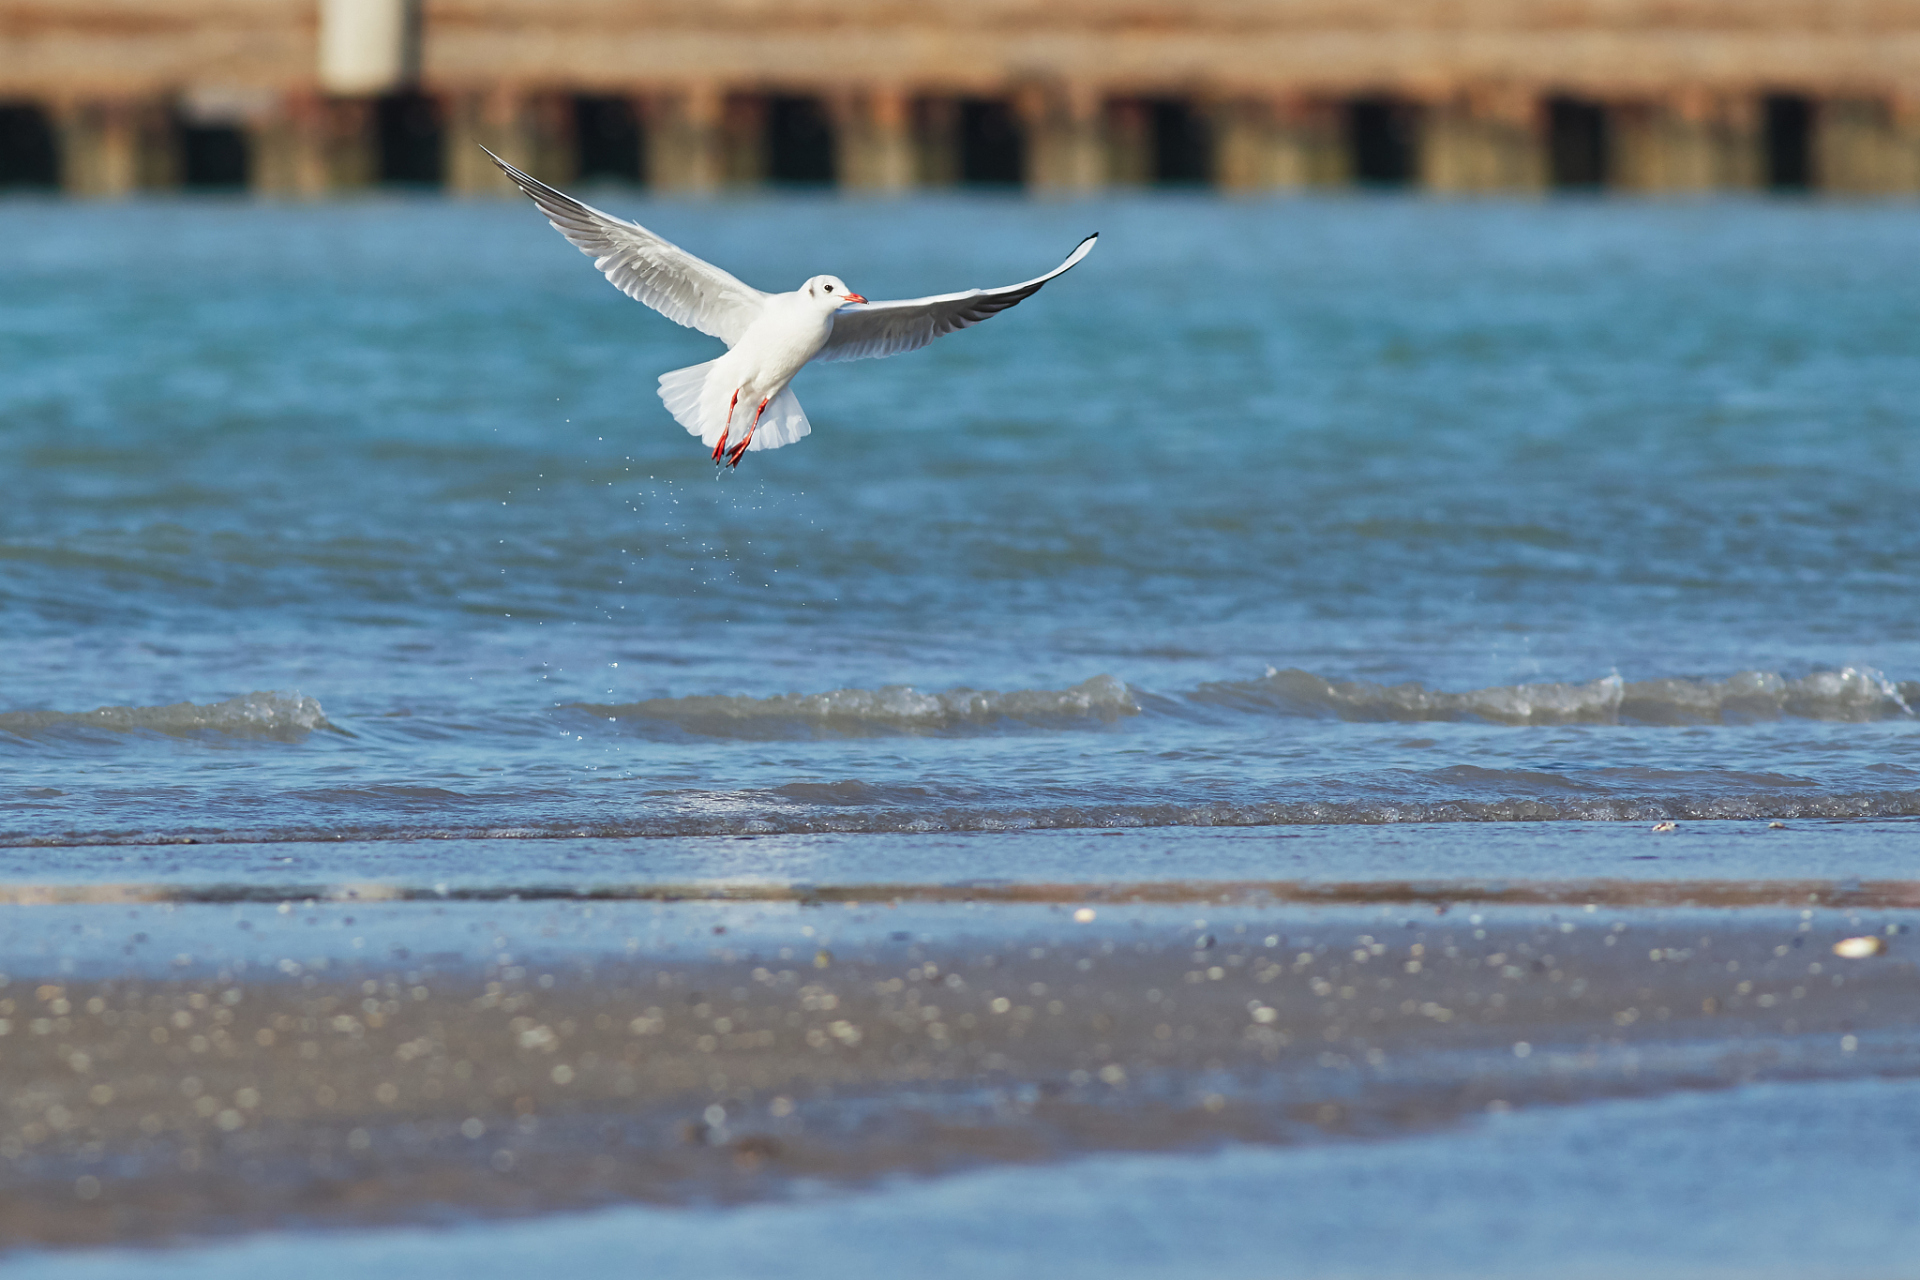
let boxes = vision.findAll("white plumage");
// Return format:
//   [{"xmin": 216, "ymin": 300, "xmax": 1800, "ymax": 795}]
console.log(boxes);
[{"xmin": 483, "ymin": 148, "xmax": 1097, "ymax": 467}]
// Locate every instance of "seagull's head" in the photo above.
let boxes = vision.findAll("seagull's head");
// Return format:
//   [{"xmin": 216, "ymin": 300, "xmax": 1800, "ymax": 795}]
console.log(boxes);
[{"xmin": 803, "ymin": 275, "xmax": 867, "ymax": 309}]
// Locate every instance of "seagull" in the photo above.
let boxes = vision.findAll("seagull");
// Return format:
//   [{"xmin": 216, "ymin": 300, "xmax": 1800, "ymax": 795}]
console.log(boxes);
[{"xmin": 482, "ymin": 148, "xmax": 1097, "ymax": 467}]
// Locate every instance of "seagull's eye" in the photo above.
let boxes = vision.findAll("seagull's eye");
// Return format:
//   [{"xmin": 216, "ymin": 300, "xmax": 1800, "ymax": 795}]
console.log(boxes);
[{"xmin": 826, "ymin": 285, "xmax": 835, "ymax": 293}]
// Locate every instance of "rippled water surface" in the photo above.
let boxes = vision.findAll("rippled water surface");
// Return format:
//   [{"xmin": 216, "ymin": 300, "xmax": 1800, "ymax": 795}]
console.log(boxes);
[{"xmin": 3, "ymin": 192, "xmax": 1917, "ymax": 850}]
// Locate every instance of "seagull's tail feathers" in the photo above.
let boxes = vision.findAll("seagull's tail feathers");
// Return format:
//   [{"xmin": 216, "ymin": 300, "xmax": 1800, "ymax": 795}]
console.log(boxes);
[
  {"xmin": 748, "ymin": 386, "xmax": 811, "ymax": 452},
  {"xmin": 657, "ymin": 360, "xmax": 718, "ymax": 441},
  {"xmin": 656, "ymin": 361, "xmax": 812, "ymax": 453}
]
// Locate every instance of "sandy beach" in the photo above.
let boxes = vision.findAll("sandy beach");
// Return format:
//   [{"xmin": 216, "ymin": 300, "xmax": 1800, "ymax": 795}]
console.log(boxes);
[{"xmin": 1, "ymin": 876, "xmax": 1912, "ymax": 1248}]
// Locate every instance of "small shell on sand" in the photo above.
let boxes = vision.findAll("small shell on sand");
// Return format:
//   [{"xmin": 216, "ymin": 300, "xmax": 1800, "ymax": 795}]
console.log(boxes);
[{"xmin": 1833, "ymin": 936, "xmax": 1888, "ymax": 959}]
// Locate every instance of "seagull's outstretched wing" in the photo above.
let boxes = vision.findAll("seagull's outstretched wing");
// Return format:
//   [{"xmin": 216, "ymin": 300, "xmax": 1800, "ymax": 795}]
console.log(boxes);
[
  {"xmin": 484, "ymin": 147, "xmax": 769, "ymax": 346},
  {"xmin": 814, "ymin": 234, "xmax": 1098, "ymax": 364}
]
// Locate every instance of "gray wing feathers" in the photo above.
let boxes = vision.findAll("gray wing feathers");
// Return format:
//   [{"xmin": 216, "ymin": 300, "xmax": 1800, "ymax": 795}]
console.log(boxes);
[
  {"xmin": 815, "ymin": 234, "xmax": 1098, "ymax": 364},
  {"xmin": 483, "ymin": 147, "xmax": 767, "ymax": 345}
]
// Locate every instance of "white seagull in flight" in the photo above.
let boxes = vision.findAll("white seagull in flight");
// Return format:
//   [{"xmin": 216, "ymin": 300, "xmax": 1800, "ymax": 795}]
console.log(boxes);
[{"xmin": 484, "ymin": 148, "xmax": 1097, "ymax": 468}]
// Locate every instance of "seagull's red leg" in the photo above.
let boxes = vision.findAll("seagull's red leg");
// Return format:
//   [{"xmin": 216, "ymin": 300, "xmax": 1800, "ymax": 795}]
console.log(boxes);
[
  {"xmin": 727, "ymin": 397, "xmax": 771, "ymax": 468},
  {"xmin": 713, "ymin": 388, "xmax": 740, "ymax": 464}
]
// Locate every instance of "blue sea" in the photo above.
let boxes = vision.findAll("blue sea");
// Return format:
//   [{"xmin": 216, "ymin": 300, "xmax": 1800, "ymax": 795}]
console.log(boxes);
[
  {"xmin": 2, "ymin": 192, "xmax": 1916, "ymax": 857},
  {"xmin": 4, "ymin": 189, "xmax": 1920, "ymax": 1278}
]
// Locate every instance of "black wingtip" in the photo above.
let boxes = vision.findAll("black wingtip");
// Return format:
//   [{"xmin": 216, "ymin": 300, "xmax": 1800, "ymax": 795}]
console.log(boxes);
[
  {"xmin": 480, "ymin": 145, "xmax": 568, "ymax": 207},
  {"xmin": 480, "ymin": 144, "xmax": 522, "ymax": 183},
  {"xmin": 480, "ymin": 144, "xmax": 539, "ymax": 187}
]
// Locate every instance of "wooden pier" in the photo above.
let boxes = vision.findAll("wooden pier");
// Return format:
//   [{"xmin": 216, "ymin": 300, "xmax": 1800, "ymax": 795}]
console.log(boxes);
[{"xmin": 4, "ymin": 0, "xmax": 1919, "ymax": 195}]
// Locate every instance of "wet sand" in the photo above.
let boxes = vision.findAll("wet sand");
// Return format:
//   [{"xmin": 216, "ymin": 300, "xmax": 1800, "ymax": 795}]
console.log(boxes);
[{"xmin": 1, "ymin": 886, "xmax": 1914, "ymax": 1249}]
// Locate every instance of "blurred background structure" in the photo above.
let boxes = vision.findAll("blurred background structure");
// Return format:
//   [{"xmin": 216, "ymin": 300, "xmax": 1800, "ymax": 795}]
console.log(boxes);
[{"xmin": 2, "ymin": 0, "xmax": 1919, "ymax": 198}]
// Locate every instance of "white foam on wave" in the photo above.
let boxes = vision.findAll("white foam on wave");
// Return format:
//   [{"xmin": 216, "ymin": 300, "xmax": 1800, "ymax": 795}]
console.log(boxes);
[
  {"xmin": 0, "ymin": 691, "xmax": 331, "ymax": 741},
  {"xmin": 583, "ymin": 675, "xmax": 1138, "ymax": 739},
  {"xmin": 1196, "ymin": 666, "xmax": 1915, "ymax": 725},
  {"xmin": 1193, "ymin": 669, "xmax": 1626, "ymax": 725}
]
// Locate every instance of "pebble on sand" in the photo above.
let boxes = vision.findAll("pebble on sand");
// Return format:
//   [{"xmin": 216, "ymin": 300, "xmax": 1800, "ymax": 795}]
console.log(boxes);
[{"xmin": 1832, "ymin": 936, "xmax": 1887, "ymax": 959}]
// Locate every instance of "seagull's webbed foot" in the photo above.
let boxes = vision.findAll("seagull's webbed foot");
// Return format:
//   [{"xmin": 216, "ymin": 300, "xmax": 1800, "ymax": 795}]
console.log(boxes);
[
  {"xmin": 726, "ymin": 397, "xmax": 771, "ymax": 469},
  {"xmin": 713, "ymin": 389, "xmax": 741, "ymax": 466}
]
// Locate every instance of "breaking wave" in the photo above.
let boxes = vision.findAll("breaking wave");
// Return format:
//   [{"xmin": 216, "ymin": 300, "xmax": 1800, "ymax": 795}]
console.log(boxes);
[
  {"xmin": 578, "ymin": 675, "xmax": 1138, "ymax": 739},
  {"xmin": 3, "ymin": 666, "xmax": 1910, "ymax": 754},
  {"xmin": 0, "ymin": 692, "xmax": 331, "ymax": 742},
  {"xmin": 576, "ymin": 664, "xmax": 1914, "ymax": 740},
  {"xmin": 1193, "ymin": 667, "xmax": 1916, "ymax": 725}
]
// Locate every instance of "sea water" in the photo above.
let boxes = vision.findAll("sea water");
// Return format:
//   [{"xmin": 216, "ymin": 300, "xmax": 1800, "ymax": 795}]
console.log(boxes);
[
  {"xmin": 2, "ymin": 192, "xmax": 1917, "ymax": 855},
  {"xmin": 12, "ymin": 1077, "xmax": 1920, "ymax": 1280}
]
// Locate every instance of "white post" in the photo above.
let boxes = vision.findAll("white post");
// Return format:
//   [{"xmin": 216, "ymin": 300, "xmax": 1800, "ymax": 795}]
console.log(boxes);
[{"xmin": 318, "ymin": 0, "xmax": 418, "ymax": 96}]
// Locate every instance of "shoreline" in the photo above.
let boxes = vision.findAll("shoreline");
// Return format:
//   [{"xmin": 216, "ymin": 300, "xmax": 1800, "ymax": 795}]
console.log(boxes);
[{"xmin": 1, "ymin": 875, "xmax": 1919, "ymax": 909}]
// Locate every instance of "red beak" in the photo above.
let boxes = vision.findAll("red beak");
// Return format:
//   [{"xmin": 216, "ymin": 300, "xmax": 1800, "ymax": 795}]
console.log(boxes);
[{"xmin": 842, "ymin": 293, "xmax": 867, "ymax": 304}]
